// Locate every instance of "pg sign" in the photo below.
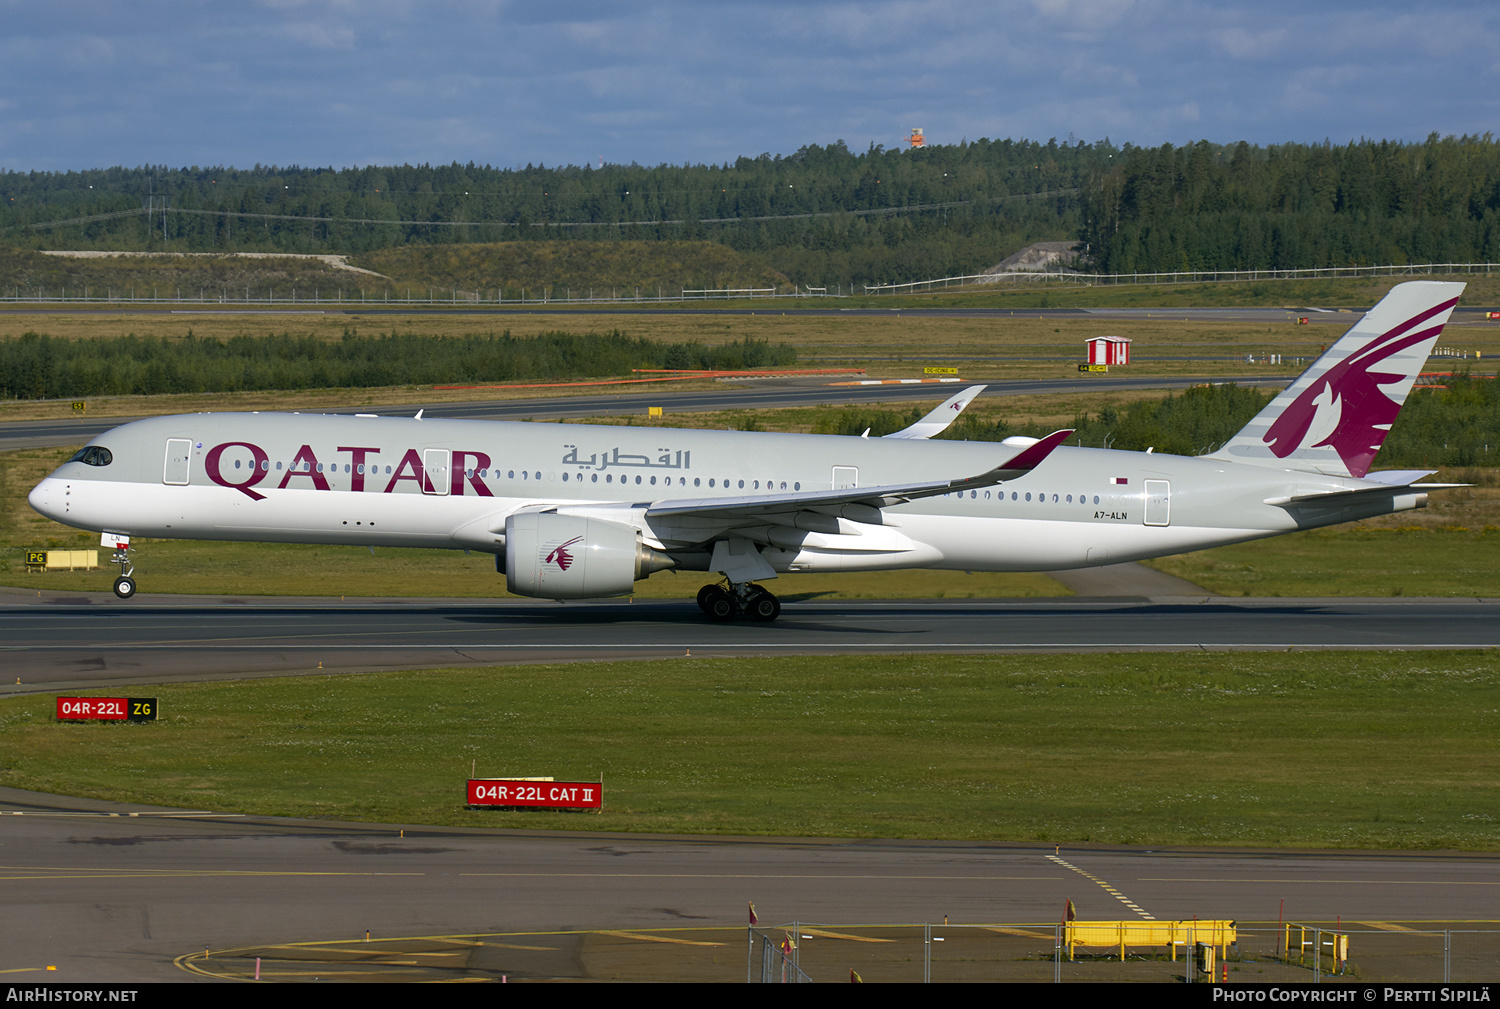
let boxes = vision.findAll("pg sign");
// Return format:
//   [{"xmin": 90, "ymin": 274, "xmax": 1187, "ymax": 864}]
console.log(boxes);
[{"xmin": 467, "ymin": 779, "xmax": 602, "ymax": 810}]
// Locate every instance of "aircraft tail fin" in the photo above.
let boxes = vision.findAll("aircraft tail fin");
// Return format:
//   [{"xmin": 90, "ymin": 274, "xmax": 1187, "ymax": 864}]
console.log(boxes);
[{"xmin": 1207, "ymin": 281, "xmax": 1464, "ymax": 478}]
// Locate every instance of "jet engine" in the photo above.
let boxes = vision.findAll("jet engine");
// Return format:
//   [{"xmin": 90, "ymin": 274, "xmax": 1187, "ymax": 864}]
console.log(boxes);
[{"xmin": 505, "ymin": 512, "xmax": 676, "ymax": 599}]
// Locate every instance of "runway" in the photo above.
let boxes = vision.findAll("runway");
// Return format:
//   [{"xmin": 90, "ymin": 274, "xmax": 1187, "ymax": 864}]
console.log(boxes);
[
  {"xmin": 3, "ymin": 591, "xmax": 1498, "ymax": 694},
  {"xmin": 3, "ymin": 785, "xmax": 1498, "ymax": 983},
  {"xmin": 4, "ymin": 592, "xmax": 1498, "ymax": 982}
]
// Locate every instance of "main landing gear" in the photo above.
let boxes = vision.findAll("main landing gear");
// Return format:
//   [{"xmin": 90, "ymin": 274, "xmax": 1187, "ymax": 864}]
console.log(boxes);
[{"xmin": 696, "ymin": 581, "xmax": 781, "ymax": 622}]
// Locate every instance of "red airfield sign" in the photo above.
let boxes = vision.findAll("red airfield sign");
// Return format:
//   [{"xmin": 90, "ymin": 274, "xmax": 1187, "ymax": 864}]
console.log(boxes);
[
  {"xmin": 56, "ymin": 697, "xmax": 157, "ymax": 722},
  {"xmin": 467, "ymin": 779, "xmax": 602, "ymax": 809}
]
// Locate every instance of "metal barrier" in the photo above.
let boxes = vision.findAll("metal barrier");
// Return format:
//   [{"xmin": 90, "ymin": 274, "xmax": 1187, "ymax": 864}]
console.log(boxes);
[
  {"xmin": 746, "ymin": 921, "xmax": 1500, "ymax": 983},
  {"xmin": 748, "ymin": 926, "xmax": 813, "ymax": 983},
  {"xmin": 1064, "ymin": 919, "xmax": 1236, "ymax": 962}
]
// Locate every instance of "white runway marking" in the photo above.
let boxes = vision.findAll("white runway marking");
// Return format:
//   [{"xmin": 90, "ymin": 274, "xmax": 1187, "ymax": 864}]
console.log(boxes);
[{"xmin": 1047, "ymin": 854, "xmax": 1155, "ymax": 920}]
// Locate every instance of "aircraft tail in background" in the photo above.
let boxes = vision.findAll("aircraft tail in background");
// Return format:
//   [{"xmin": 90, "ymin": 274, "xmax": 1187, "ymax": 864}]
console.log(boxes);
[{"xmin": 1208, "ymin": 281, "xmax": 1465, "ymax": 478}]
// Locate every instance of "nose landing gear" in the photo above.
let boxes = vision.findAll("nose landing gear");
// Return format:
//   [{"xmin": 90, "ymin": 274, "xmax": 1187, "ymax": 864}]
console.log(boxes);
[
  {"xmin": 110, "ymin": 545, "xmax": 136, "ymax": 599},
  {"xmin": 696, "ymin": 581, "xmax": 781, "ymax": 622}
]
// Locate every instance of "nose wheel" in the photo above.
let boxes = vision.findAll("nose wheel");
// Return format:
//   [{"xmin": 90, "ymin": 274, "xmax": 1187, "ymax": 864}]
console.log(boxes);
[
  {"xmin": 110, "ymin": 545, "xmax": 136, "ymax": 600},
  {"xmin": 696, "ymin": 581, "xmax": 781, "ymax": 622}
]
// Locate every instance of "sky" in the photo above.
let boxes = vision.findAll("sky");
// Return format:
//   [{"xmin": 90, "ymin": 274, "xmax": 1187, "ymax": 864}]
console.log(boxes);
[{"xmin": 1, "ymin": 0, "xmax": 1496, "ymax": 173}]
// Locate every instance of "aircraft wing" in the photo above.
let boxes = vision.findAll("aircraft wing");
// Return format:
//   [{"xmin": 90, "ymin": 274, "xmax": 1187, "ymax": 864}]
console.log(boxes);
[
  {"xmin": 883, "ymin": 385, "xmax": 986, "ymax": 440},
  {"xmin": 646, "ymin": 428, "xmax": 1072, "ymax": 519}
]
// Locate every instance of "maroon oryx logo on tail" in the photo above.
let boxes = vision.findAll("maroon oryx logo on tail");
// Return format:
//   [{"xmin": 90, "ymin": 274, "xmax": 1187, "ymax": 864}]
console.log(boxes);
[
  {"xmin": 545, "ymin": 536, "xmax": 585, "ymax": 571},
  {"xmin": 1262, "ymin": 297, "xmax": 1458, "ymax": 477}
]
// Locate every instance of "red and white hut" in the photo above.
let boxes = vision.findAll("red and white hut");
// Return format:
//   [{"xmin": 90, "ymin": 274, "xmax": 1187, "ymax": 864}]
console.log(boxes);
[{"xmin": 1086, "ymin": 335, "xmax": 1131, "ymax": 365}]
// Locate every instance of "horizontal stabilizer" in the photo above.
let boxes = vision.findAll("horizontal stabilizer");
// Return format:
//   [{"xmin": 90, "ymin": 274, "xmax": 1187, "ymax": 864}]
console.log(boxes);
[{"xmin": 1264, "ymin": 470, "xmax": 1467, "ymax": 506}]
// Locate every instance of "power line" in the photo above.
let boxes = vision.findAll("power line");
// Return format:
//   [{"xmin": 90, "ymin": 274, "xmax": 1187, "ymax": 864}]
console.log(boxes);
[{"xmin": 21, "ymin": 188, "xmax": 1079, "ymax": 233}]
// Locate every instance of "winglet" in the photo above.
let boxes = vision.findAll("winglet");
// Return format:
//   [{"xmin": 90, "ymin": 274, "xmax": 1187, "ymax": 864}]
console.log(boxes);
[
  {"xmin": 884, "ymin": 385, "xmax": 986, "ymax": 440},
  {"xmin": 999, "ymin": 428, "xmax": 1073, "ymax": 472},
  {"xmin": 937, "ymin": 428, "xmax": 1072, "ymax": 497}
]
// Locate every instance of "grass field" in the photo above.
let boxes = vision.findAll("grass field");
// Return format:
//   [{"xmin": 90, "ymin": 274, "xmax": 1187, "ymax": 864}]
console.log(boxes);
[
  {"xmin": 0, "ymin": 310, "xmax": 1315, "ymax": 424},
  {"xmin": 5, "ymin": 285, "xmax": 1498, "ymax": 853},
  {"xmin": 1146, "ymin": 483, "xmax": 1500, "ymax": 598},
  {"xmin": 2, "ymin": 652, "xmax": 1495, "ymax": 848},
  {"xmin": 4, "ymin": 269, "xmax": 1498, "ymax": 426}
]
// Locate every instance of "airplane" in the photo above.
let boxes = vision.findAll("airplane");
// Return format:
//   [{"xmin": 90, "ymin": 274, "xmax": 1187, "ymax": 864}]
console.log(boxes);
[{"xmin": 28, "ymin": 281, "xmax": 1465, "ymax": 620}]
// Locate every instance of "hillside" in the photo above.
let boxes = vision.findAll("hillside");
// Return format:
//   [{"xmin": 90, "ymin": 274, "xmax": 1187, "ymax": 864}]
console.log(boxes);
[
  {"xmin": 0, "ymin": 241, "xmax": 789, "ymax": 299},
  {"xmin": 353, "ymin": 241, "xmax": 789, "ymax": 295},
  {"xmin": 0, "ymin": 248, "xmax": 373, "ymax": 299}
]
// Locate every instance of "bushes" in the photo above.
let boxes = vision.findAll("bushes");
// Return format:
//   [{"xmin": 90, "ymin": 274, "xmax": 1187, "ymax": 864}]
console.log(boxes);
[
  {"xmin": 0, "ymin": 329, "xmax": 796, "ymax": 399},
  {"xmin": 817, "ymin": 380, "xmax": 1500, "ymax": 470}
]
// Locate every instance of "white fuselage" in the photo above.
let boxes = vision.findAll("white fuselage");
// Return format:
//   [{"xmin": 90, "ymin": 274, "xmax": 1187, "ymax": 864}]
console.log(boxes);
[{"xmin": 28, "ymin": 412, "xmax": 1425, "ymax": 579}]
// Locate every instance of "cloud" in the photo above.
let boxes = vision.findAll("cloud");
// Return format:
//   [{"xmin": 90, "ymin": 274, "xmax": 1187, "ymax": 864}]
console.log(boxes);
[
  {"xmin": 0, "ymin": 1, "xmax": 1496, "ymax": 171},
  {"xmin": 279, "ymin": 21, "xmax": 356, "ymax": 50},
  {"xmin": 1216, "ymin": 27, "xmax": 1287, "ymax": 60}
]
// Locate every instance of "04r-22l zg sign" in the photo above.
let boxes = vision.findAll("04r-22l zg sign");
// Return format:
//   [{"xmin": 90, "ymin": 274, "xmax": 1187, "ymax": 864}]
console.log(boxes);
[{"xmin": 56, "ymin": 697, "xmax": 158, "ymax": 722}]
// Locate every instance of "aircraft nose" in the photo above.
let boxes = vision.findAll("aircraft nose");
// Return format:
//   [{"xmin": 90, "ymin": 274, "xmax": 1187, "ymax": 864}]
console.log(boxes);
[{"xmin": 28, "ymin": 477, "xmax": 62, "ymax": 521}]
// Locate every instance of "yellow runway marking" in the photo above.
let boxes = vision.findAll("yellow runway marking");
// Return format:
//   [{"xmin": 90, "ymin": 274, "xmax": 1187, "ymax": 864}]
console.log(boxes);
[
  {"xmin": 597, "ymin": 931, "xmax": 725, "ymax": 946},
  {"xmin": 0, "ymin": 867, "xmax": 421, "ymax": 880},
  {"xmin": 285, "ymin": 946, "xmax": 468, "ymax": 957},
  {"xmin": 1139, "ymin": 878, "xmax": 1500, "ymax": 886},
  {"xmin": 798, "ymin": 928, "xmax": 892, "ymax": 943},
  {"xmin": 458, "ymin": 872, "xmax": 1061, "ymax": 880},
  {"xmin": 986, "ymin": 927, "xmax": 1054, "ymax": 939}
]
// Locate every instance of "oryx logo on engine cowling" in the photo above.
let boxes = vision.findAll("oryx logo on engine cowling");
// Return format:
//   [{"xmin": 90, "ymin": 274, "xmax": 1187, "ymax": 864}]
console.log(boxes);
[{"xmin": 544, "ymin": 536, "xmax": 585, "ymax": 571}]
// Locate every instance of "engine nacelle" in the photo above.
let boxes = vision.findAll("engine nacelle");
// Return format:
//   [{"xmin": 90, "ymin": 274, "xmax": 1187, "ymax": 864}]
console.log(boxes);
[{"xmin": 505, "ymin": 512, "xmax": 675, "ymax": 599}]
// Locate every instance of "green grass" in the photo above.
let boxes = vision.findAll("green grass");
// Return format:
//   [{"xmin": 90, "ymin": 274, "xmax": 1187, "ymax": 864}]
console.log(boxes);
[
  {"xmin": 1150, "ymin": 525, "xmax": 1500, "ymax": 598},
  {"xmin": 3, "ymin": 653, "xmax": 1497, "ymax": 848}
]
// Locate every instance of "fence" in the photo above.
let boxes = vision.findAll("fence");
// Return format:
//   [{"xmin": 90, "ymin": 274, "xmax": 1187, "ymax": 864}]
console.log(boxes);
[
  {"xmin": 862, "ymin": 262, "xmax": 1500, "ymax": 295},
  {"xmin": 6, "ymin": 262, "xmax": 1499, "ymax": 307},
  {"xmin": 746, "ymin": 921, "xmax": 1500, "ymax": 983},
  {"xmin": 0, "ymin": 284, "xmax": 841, "ymax": 306}
]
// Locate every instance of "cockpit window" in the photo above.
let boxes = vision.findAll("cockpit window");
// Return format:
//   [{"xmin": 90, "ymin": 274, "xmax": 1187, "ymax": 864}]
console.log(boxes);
[{"xmin": 68, "ymin": 446, "xmax": 113, "ymax": 467}]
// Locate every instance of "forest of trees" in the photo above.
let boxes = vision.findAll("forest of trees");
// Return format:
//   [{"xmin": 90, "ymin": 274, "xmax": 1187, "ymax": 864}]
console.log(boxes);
[
  {"xmin": 4, "ymin": 134, "xmax": 1499, "ymax": 288},
  {"xmin": 0, "ymin": 140, "xmax": 1111, "ymax": 288},
  {"xmin": 1081, "ymin": 135, "xmax": 1500, "ymax": 274}
]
